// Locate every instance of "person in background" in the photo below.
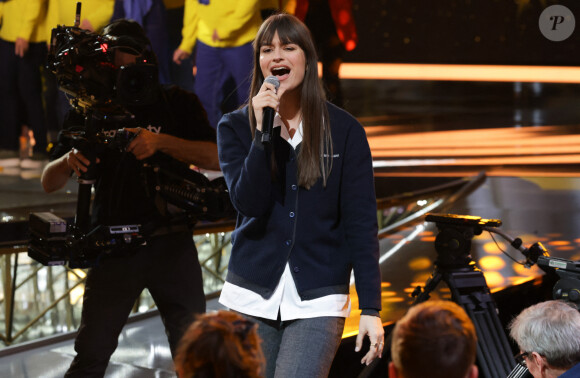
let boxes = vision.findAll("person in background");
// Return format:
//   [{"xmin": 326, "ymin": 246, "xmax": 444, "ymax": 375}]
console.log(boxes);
[
  {"xmin": 389, "ymin": 300, "xmax": 478, "ymax": 378},
  {"xmin": 217, "ymin": 13, "xmax": 383, "ymax": 378},
  {"xmin": 173, "ymin": 0, "xmax": 263, "ymax": 128},
  {"xmin": 41, "ymin": 19, "xmax": 219, "ymax": 377},
  {"xmin": 175, "ymin": 310, "xmax": 265, "ymax": 378},
  {"xmin": 0, "ymin": 0, "xmax": 49, "ymax": 161},
  {"xmin": 509, "ymin": 300, "xmax": 580, "ymax": 378},
  {"xmin": 288, "ymin": 0, "xmax": 357, "ymax": 108},
  {"xmin": 112, "ymin": 0, "xmax": 195, "ymax": 92},
  {"xmin": 165, "ymin": 0, "xmax": 196, "ymax": 92}
]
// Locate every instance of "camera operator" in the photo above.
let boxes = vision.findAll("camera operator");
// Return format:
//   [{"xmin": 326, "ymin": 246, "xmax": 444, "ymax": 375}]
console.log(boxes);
[{"xmin": 40, "ymin": 19, "xmax": 219, "ymax": 377}]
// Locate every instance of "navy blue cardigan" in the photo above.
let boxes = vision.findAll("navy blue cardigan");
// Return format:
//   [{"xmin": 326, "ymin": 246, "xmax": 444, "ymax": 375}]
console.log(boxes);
[{"xmin": 217, "ymin": 103, "xmax": 381, "ymax": 312}]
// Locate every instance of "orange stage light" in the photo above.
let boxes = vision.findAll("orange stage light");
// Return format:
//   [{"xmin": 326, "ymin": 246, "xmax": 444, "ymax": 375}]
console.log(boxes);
[{"xmin": 338, "ymin": 63, "xmax": 580, "ymax": 83}]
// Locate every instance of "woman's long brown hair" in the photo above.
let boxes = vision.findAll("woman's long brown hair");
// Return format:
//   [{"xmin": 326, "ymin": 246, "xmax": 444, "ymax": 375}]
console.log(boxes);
[{"xmin": 248, "ymin": 13, "xmax": 333, "ymax": 189}]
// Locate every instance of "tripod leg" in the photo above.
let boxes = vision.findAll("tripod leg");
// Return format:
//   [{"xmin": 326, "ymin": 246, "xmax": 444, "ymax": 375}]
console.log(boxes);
[
  {"xmin": 446, "ymin": 270, "xmax": 516, "ymax": 378},
  {"xmin": 412, "ymin": 269, "xmax": 443, "ymax": 305},
  {"xmin": 467, "ymin": 303, "xmax": 515, "ymax": 378}
]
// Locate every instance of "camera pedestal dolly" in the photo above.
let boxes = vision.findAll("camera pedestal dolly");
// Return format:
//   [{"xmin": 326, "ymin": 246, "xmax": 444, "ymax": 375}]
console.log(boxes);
[{"xmin": 412, "ymin": 214, "xmax": 518, "ymax": 378}]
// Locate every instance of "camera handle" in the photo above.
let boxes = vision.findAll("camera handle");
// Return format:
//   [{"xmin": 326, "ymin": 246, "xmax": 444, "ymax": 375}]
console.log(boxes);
[
  {"xmin": 480, "ymin": 226, "xmax": 549, "ymax": 268},
  {"xmin": 483, "ymin": 226, "xmax": 580, "ymax": 311},
  {"xmin": 74, "ymin": 181, "xmax": 93, "ymax": 235},
  {"xmin": 72, "ymin": 112, "xmax": 99, "ymax": 236}
]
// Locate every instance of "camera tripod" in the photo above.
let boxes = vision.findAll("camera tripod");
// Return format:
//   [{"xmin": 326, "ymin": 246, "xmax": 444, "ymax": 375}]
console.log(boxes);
[{"xmin": 412, "ymin": 215, "xmax": 517, "ymax": 378}]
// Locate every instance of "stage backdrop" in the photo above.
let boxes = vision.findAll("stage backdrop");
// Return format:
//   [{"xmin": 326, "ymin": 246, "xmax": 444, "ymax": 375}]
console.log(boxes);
[{"xmin": 347, "ymin": 0, "xmax": 580, "ymax": 65}]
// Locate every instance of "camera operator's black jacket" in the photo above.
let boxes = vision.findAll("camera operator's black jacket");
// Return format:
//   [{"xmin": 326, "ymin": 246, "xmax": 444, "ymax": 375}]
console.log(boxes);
[{"xmin": 51, "ymin": 85, "xmax": 216, "ymax": 233}]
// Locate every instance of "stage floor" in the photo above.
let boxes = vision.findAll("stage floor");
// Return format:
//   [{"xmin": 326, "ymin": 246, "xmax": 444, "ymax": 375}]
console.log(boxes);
[{"xmin": 1, "ymin": 79, "xmax": 580, "ymax": 377}]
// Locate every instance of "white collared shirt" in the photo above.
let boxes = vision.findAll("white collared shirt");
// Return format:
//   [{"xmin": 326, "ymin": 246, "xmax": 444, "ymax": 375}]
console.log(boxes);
[{"xmin": 219, "ymin": 114, "xmax": 351, "ymax": 321}]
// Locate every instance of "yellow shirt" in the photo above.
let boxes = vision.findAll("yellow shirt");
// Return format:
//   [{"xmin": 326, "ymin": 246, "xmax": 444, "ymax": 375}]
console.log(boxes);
[
  {"xmin": 178, "ymin": 0, "xmax": 262, "ymax": 53},
  {"xmin": 0, "ymin": 0, "xmax": 48, "ymax": 43},
  {"xmin": 46, "ymin": 0, "xmax": 115, "ymax": 37}
]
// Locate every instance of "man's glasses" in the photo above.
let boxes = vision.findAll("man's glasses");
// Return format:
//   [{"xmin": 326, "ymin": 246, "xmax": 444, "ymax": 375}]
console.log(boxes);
[{"xmin": 515, "ymin": 351, "xmax": 530, "ymax": 366}]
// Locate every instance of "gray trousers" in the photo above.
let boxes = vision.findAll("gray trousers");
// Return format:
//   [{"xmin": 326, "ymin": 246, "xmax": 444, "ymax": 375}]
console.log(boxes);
[{"xmin": 247, "ymin": 314, "xmax": 345, "ymax": 378}]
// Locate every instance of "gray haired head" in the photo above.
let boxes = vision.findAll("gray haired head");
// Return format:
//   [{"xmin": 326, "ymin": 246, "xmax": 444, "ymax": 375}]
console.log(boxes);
[{"xmin": 509, "ymin": 300, "xmax": 580, "ymax": 370}]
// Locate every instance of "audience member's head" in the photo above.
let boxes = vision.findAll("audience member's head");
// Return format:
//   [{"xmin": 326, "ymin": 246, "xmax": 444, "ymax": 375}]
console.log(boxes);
[
  {"xmin": 509, "ymin": 300, "xmax": 580, "ymax": 378},
  {"xmin": 175, "ymin": 310, "xmax": 264, "ymax": 378},
  {"xmin": 389, "ymin": 300, "xmax": 478, "ymax": 378}
]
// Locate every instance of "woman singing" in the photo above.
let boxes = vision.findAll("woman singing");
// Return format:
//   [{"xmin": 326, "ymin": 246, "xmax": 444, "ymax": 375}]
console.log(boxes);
[{"xmin": 217, "ymin": 12, "xmax": 384, "ymax": 378}]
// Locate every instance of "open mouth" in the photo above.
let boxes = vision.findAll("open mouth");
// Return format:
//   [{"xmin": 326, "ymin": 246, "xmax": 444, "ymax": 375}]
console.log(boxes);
[{"xmin": 272, "ymin": 67, "xmax": 290, "ymax": 76}]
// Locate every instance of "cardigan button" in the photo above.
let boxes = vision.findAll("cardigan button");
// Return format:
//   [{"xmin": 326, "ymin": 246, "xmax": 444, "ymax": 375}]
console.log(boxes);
[
  {"xmin": 291, "ymin": 184, "xmax": 297, "ymax": 191},
  {"xmin": 285, "ymin": 240, "xmax": 292, "ymax": 246},
  {"xmin": 289, "ymin": 211, "xmax": 295, "ymax": 218},
  {"xmin": 293, "ymin": 266, "xmax": 300, "ymax": 273}
]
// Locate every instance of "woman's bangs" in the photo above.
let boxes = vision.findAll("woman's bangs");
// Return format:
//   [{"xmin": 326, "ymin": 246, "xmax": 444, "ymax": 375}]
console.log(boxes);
[{"xmin": 258, "ymin": 17, "xmax": 302, "ymax": 48}]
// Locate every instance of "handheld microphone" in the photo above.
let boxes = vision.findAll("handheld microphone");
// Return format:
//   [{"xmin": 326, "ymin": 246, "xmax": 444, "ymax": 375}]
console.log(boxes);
[{"xmin": 261, "ymin": 75, "xmax": 280, "ymax": 144}]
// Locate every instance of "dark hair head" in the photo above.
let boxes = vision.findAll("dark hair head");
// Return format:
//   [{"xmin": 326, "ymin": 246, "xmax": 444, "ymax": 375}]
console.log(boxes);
[
  {"xmin": 175, "ymin": 311, "xmax": 264, "ymax": 378},
  {"xmin": 248, "ymin": 12, "xmax": 332, "ymax": 189},
  {"xmin": 251, "ymin": 12, "xmax": 319, "ymax": 86},
  {"xmin": 391, "ymin": 300, "xmax": 478, "ymax": 378}
]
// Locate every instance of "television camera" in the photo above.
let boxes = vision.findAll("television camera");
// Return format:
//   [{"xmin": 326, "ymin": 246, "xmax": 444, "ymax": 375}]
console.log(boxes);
[
  {"xmin": 426, "ymin": 213, "xmax": 580, "ymax": 309},
  {"xmin": 47, "ymin": 3, "xmax": 157, "ymax": 116},
  {"xmin": 28, "ymin": 3, "xmax": 233, "ymax": 269},
  {"xmin": 419, "ymin": 213, "xmax": 580, "ymax": 378}
]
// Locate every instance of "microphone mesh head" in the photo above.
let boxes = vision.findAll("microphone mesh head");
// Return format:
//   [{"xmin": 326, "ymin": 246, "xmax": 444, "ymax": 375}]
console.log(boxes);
[{"xmin": 264, "ymin": 75, "xmax": 280, "ymax": 91}]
